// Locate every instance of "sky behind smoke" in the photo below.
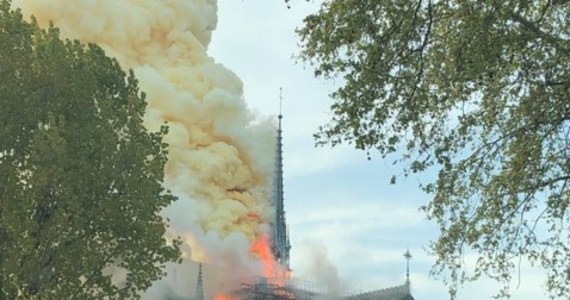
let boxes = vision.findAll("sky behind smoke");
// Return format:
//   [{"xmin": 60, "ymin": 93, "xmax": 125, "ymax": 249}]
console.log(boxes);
[{"xmin": 209, "ymin": 1, "xmax": 547, "ymax": 299}]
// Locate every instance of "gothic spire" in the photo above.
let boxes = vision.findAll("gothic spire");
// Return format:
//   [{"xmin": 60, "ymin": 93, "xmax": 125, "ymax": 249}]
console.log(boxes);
[
  {"xmin": 195, "ymin": 263, "xmax": 204, "ymax": 300},
  {"xmin": 272, "ymin": 88, "xmax": 290, "ymax": 271}
]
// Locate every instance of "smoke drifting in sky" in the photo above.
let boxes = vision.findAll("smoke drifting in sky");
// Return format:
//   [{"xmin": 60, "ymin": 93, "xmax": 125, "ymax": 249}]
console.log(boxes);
[{"xmin": 12, "ymin": 0, "xmax": 276, "ymax": 296}]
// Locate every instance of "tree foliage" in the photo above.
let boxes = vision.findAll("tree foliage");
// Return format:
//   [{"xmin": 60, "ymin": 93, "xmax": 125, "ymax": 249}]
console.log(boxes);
[
  {"xmin": 0, "ymin": 2, "xmax": 180, "ymax": 298},
  {"xmin": 297, "ymin": 0, "xmax": 570, "ymax": 298}
]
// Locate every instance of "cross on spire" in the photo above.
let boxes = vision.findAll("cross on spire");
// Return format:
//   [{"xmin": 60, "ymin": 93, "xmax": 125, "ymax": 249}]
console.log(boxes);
[
  {"xmin": 279, "ymin": 87, "xmax": 283, "ymax": 119},
  {"xmin": 404, "ymin": 249, "xmax": 412, "ymax": 284}
]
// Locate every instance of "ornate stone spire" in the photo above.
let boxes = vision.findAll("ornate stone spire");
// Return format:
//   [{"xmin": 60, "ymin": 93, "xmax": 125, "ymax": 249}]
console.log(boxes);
[
  {"xmin": 195, "ymin": 263, "xmax": 204, "ymax": 300},
  {"xmin": 271, "ymin": 88, "xmax": 291, "ymax": 270}
]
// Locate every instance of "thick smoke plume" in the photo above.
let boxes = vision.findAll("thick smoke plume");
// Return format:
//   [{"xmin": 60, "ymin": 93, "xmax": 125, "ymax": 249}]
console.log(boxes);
[{"xmin": 12, "ymin": 0, "xmax": 276, "ymax": 296}]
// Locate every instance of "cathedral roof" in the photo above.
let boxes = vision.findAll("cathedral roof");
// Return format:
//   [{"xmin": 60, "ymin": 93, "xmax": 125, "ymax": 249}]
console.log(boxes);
[{"xmin": 344, "ymin": 283, "xmax": 414, "ymax": 300}]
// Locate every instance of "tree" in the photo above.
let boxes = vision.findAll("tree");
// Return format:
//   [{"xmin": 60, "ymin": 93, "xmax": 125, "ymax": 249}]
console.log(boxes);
[
  {"xmin": 0, "ymin": 2, "xmax": 180, "ymax": 298},
  {"xmin": 297, "ymin": 0, "xmax": 570, "ymax": 298}
]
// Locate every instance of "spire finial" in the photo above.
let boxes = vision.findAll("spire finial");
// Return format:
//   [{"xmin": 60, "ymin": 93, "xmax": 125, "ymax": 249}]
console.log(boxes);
[
  {"xmin": 278, "ymin": 87, "xmax": 283, "ymax": 120},
  {"xmin": 404, "ymin": 248, "xmax": 412, "ymax": 284}
]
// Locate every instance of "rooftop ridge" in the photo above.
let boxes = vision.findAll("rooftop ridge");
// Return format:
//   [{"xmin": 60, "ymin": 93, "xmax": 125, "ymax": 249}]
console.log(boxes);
[{"xmin": 346, "ymin": 282, "xmax": 411, "ymax": 299}]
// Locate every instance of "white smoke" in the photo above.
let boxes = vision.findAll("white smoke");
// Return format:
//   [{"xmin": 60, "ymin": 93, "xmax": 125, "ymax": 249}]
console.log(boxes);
[
  {"xmin": 299, "ymin": 242, "xmax": 347, "ymax": 299},
  {"xmin": 12, "ymin": 0, "xmax": 276, "ymax": 296}
]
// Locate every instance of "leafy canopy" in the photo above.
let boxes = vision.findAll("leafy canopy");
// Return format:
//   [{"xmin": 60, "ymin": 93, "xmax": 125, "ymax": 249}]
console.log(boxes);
[
  {"xmin": 297, "ymin": 0, "xmax": 570, "ymax": 298},
  {"xmin": 0, "ymin": 1, "xmax": 180, "ymax": 299}
]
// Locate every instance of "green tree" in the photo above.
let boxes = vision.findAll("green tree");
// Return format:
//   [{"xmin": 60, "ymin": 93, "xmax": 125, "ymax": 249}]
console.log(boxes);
[
  {"xmin": 297, "ymin": 0, "xmax": 570, "ymax": 298},
  {"xmin": 0, "ymin": 2, "xmax": 180, "ymax": 298}
]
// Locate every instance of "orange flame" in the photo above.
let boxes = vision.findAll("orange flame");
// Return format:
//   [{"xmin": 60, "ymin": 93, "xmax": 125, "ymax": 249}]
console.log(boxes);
[
  {"xmin": 250, "ymin": 234, "xmax": 291, "ymax": 286},
  {"xmin": 215, "ymin": 235, "xmax": 292, "ymax": 298},
  {"xmin": 250, "ymin": 234, "xmax": 275, "ymax": 278}
]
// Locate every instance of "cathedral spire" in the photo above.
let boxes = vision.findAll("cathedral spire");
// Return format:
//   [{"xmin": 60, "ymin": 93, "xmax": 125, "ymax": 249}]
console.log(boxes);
[
  {"xmin": 272, "ymin": 88, "xmax": 291, "ymax": 271},
  {"xmin": 195, "ymin": 263, "xmax": 204, "ymax": 300}
]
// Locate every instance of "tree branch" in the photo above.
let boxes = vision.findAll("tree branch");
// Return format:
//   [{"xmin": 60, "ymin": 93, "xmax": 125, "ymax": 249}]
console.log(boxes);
[
  {"xmin": 552, "ymin": 0, "xmax": 570, "ymax": 6},
  {"xmin": 72, "ymin": 245, "xmax": 122, "ymax": 299},
  {"xmin": 509, "ymin": 13, "xmax": 569, "ymax": 54}
]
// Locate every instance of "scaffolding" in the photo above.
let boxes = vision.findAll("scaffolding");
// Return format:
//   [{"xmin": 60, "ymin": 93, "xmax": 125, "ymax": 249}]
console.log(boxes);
[
  {"xmin": 226, "ymin": 277, "xmax": 322, "ymax": 300},
  {"xmin": 220, "ymin": 276, "xmax": 414, "ymax": 300}
]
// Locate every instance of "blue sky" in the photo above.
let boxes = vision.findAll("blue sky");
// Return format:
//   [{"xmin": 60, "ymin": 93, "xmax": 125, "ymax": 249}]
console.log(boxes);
[{"xmin": 208, "ymin": 1, "xmax": 547, "ymax": 299}]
